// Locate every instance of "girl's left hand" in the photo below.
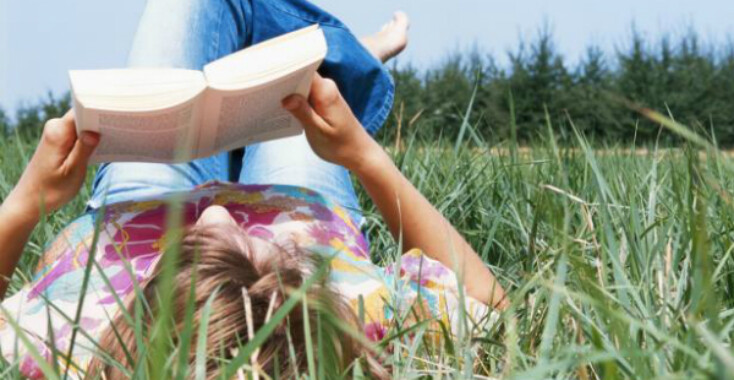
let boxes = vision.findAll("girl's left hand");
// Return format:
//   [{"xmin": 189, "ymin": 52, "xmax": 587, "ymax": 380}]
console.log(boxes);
[{"xmin": 6, "ymin": 111, "xmax": 100, "ymax": 219}]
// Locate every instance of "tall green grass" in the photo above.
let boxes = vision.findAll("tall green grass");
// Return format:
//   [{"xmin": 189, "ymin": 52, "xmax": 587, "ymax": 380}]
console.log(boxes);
[{"xmin": 1, "ymin": 103, "xmax": 734, "ymax": 378}]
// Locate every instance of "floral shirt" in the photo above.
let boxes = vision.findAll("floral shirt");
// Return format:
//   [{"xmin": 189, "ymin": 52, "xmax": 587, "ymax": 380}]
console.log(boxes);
[{"xmin": 0, "ymin": 182, "xmax": 495, "ymax": 379}]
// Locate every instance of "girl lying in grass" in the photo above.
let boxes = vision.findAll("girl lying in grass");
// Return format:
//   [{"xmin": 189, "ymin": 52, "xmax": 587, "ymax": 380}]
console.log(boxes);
[{"xmin": 0, "ymin": 1, "xmax": 507, "ymax": 378}]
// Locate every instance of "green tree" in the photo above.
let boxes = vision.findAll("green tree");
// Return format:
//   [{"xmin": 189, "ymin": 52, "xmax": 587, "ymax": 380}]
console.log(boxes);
[{"xmin": 567, "ymin": 46, "xmax": 617, "ymax": 140}]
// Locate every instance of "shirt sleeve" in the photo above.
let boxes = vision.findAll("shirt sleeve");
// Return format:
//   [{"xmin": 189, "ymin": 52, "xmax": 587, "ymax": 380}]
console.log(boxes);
[{"xmin": 330, "ymin": 248, "xmax": 499, "ymax": 341}]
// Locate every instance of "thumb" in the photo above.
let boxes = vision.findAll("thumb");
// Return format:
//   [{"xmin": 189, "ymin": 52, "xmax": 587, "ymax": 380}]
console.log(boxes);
[
  {"xmin": 308, "ymin": 75, "xmax": 353, "ymax": 127},
  {"xmin": 63, "ymin": 132, "xmax": 100, "ymax": 171},
  {"xmin": 282, "ymin": 95, "xmax": 332, "ymax": 133}
]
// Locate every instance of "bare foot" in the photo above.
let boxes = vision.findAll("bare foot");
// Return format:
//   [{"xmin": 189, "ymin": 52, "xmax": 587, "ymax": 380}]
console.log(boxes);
[{"xmin": 360, "ymin": 11, "xmax": 410, "ymax": 63}]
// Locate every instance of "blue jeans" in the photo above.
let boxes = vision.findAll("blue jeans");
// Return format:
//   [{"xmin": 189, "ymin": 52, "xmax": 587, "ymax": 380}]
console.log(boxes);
[{"xmin": 87, "ymin": 0, "xmax": 394, "ymax": 226}]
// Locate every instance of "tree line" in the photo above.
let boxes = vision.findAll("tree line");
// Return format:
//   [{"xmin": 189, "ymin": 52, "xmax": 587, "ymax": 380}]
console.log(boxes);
[
  {"xmin": 3, "ymin": 27, "xmax": 734, "ymax": 146},
  {"xmin": 386, "ymin": 28, "xmax": 734, "ymax": 146}
]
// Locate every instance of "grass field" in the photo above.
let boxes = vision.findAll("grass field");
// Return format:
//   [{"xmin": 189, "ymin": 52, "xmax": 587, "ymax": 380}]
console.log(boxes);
[{"xmin": 1, "ymin": 106, "xmax": 734, "ymax": 379}]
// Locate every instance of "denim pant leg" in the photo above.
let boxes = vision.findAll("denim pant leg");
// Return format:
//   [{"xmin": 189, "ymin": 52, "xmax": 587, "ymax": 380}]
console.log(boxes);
[
  {"xmin": 88, "ymin": 0, "xmax": 393, "ymax": 221},
  {"xmin": 239, "ymin": 134, "xmax": 365, "ymax": 227},
  {"xmin": 88, "ymin": 0, "xmax": 249, "ymax": 208}
]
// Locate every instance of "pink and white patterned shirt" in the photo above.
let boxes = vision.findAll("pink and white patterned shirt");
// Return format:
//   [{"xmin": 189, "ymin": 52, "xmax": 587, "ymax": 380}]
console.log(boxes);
[{"xmin": 0, "ymin": 182, "xmax": 495, "ymax": 378}]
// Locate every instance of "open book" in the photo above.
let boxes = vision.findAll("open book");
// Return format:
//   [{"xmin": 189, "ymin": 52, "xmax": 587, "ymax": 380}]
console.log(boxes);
[{"xmin": 70, "ymin": 25, "xmax": 326, "ymax": 164}]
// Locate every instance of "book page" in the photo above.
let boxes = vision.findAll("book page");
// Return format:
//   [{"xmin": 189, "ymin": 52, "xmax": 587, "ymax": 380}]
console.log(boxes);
[
  {"xmin": 203, "ymin": 25, "xmax": 325, "ymax": 90},
  {"xmin": 77, "ymin": 99, "xmax": 203, "ymax": 164},
  {"xmin": 69, "ymin": 69, "xmax": 206, "ymax": 111},
  {"xmin": 198, "ymin": 62, "xmax": 317, "ymax": 156}
]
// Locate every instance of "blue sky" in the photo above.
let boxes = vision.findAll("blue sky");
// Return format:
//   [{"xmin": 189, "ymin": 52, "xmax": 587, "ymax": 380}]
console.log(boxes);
[{"xmin": 2, "ymin": 0, "xmax": 734, "ymax": 113}]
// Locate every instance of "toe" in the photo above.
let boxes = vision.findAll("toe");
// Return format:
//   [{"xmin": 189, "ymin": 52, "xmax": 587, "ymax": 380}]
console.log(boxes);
[{"xmin": 393, "ymin": 11, "xmax": 410, "ymax": 28}]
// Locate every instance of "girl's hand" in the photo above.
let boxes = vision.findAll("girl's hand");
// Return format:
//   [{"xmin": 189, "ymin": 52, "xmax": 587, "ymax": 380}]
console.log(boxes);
[
  {"xmin": 285, "ymin": 77, "xmax": 508, "ymax": 308},
  {"xmin": 282, "ymin": 74, "xmax": 381, "ymax": 172},
  {"xmin": 6, "ymin": 111, "xmax": 100, "ymax": 220}
]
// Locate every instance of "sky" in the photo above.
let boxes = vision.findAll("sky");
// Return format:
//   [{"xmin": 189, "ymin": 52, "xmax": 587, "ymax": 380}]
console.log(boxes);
[{"xmin": 2, "ymin": 0, "xmax": 734, "ymax": 114}]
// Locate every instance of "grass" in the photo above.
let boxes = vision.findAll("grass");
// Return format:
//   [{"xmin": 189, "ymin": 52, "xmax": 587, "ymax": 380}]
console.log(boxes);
[{"xmin": 2, "ymin": 104, "xmax": 734, "ymax": 379}]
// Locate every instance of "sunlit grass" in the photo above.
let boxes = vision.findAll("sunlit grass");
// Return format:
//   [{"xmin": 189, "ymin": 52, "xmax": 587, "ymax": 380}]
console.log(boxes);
[{"xmin": 1, "ymin": 101, "xmax": 734, "ymax": 378}]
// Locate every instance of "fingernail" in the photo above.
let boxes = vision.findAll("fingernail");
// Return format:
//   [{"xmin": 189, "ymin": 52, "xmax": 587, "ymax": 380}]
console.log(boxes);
[
  {"xmin": 81, "ymin": 132, "xmax": 100, "ymax": 146},
  {"xmin": 283, "ymin": 96, "xmax": 301, "ymax": 111}
]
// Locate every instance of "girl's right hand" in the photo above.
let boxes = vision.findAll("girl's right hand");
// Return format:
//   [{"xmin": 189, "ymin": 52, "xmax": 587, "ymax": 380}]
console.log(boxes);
[
  {"xmin": 283, "ymin": 75, "xmax": 508, "ymax": 309},
  {"xmin": 282, "ymin": 74, "xmax": 381, "ymax": 172}
]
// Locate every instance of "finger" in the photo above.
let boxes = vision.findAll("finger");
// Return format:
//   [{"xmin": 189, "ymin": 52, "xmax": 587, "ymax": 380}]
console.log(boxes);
[
  {"xmin": 282, "ymin": 95, "xmax": 332, "ymax": 134},
  {"xmin": 62, "ymin": 109, "xmax": 75, "ymax": 123},
  {"xmin": 40, "ymin": 117, "xmax": 77, "ymax": 160},
  {"xmin": 62, "ymin": 131, "xmax": 100, "ymax": 172},
  {"xmin": 308, "ymin": 76, "xmax": 352, "ymax": 126}
]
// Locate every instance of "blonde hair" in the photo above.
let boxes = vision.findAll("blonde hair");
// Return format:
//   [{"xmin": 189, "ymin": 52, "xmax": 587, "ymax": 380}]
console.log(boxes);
[{"xmin": 87, "ymin": 224, "xmax": 385, "ymax": 379}]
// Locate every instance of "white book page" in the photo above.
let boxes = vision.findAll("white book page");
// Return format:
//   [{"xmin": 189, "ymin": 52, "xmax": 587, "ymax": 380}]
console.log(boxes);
[
  {"xmin": 203, "ymin": 25, "xmax": 325, "ymax": 89},
  {"xmin": 69, "ymin": 69, "xmax": 206, "ymax": 111},
  {"xmin": 198, "ymin": 62, "xmax": 317, "ymax": 156},
  {"xmin": 77, "ymin": 97, "xmax": 204, "ymax": 164}
]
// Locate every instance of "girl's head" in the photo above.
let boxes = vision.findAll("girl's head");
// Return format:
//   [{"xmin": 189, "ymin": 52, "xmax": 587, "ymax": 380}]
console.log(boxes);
[{"xmin": 88, "ymin": 206, "xmax": 380, "ymax": 379}]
